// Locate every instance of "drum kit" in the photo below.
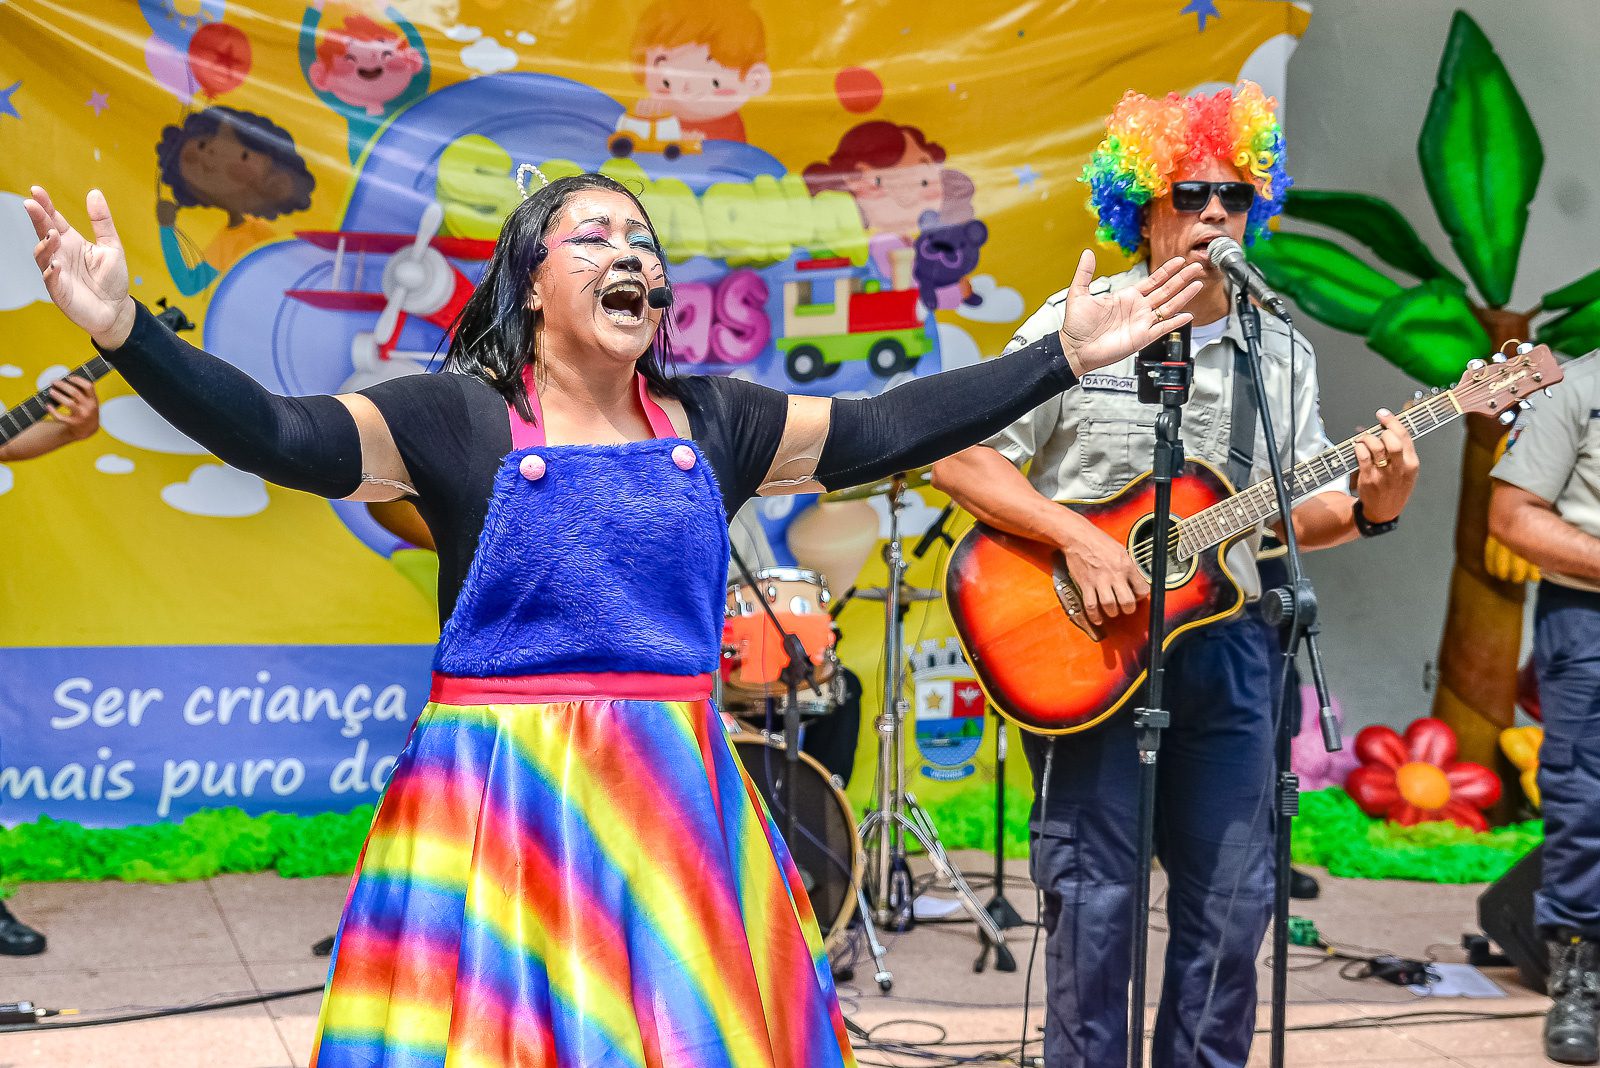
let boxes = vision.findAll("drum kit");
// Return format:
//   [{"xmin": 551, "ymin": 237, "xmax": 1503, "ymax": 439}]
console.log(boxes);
[{"xmin": 716, "ymin": 468, "xmax": 1013, "ymax": 992}]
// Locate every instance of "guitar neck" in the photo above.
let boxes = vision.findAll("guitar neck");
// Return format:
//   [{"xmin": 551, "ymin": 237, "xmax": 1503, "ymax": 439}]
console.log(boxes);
[
  {"xmin": 0, "ymin": 356, "xmax": 115, "ymax": 446},
  {"xmin": 1177, "ymin": 387, "xmax": 1464, "ymax": 557}
]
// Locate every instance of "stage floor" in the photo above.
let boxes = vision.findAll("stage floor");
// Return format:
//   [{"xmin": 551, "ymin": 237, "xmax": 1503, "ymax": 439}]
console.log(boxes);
[{"xmin": 0, "ymin": 852, "xmax": 1550, "ymax": 1066}]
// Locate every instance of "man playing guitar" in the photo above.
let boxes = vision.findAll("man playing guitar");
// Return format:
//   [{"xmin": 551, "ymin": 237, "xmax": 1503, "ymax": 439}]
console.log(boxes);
[
  {"xmin": 0, "ymin": 373, "xmax": 100, "ymax": 461},
  {"xmin": 0, "ymin": 371, "xmax": 99, "ymax": 957},
  {"xmin": 932, "ymin": 82, "xmax": 1420, "ymax": 1067}
]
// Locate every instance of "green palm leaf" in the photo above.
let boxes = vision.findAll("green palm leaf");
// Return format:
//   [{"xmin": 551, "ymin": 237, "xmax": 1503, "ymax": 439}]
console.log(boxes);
[
  {"xmin": 1284, "ymin": 190, "xmax": 1460, "ymax": 285},
  {"xmin": 1418, "ymin": 11, "xmax": 1543, "ymax": 308},
  {"xmin": 1367, "ymin": 280, "xmax": 1493, "ymax": 387},
  {"xmin": 1541, "ymin": 266, "xmax": 1600, "ymax": 311},
  {"xmin": 1248, "ymin": 233, "xmax": 1403, "ymax": 335},
  {"xmin": 1536, "ymin": 299, "xmax": 1600, "ymax": 358}
]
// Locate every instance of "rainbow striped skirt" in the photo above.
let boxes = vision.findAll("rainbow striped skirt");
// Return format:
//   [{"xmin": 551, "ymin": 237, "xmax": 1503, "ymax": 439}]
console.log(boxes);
[{"xmin": 310, "ymin": 676, "xmax": 856, "ymax": 1068}]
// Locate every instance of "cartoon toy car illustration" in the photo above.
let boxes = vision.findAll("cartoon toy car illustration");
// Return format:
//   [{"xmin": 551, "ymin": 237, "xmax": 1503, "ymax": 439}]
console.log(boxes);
[
  {"xmin": 775, "ymin": 257, "xmax": 934, "ymax": 382},
  {"xmin": 607, "ymin": 112, "xmax": 704, "ymax": 160}
]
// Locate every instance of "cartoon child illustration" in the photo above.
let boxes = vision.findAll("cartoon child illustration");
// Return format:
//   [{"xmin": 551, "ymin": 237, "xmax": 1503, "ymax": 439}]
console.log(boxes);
[
  {"xmin": 155, "ymin": 107, "xmax": 316, "ymax": 296},
  {"xmin": 622, "ymin": 0, "xmax": 771, "ymax": 148},
  {"xmin": 299, "ymin": 1, "xmax": 430, "ymax": 164},
  {"xmin": 803, "ymin": 121, "xmax": 983, "ymax": 310}
]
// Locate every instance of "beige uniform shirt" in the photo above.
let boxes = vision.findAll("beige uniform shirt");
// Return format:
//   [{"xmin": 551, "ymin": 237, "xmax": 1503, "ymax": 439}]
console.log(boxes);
[
  {"xmin": 983, "ymin": 263, "xmax": 1346, "ymax": 599},
  {"xmin": 1490, "ymin": 350, "xmax": 1600, "ymax": 594}
]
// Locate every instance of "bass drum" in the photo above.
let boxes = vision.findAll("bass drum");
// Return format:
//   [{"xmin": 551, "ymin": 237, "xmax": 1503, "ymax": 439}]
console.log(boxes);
[{"xmin": 728, "ymin": 735, "xmax": 859, "ymax": 953}]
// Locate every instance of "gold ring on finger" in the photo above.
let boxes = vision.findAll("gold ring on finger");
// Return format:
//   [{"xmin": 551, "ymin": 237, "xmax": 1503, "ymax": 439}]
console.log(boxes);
[{"xmin": 1374, "ymin": 458, "xmax": 1389, "ymax": 468}]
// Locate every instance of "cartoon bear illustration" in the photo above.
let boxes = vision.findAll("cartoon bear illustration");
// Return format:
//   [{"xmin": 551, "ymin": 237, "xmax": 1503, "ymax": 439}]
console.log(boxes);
[{"xmin": 912, "ymin": 210, "xmax": 987, "ymax": 312}]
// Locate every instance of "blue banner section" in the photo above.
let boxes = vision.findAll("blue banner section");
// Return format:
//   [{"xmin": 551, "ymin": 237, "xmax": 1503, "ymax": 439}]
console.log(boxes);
[{"xmin": 0, "ymin": 645, "xmax": 433, "ymax": 826}]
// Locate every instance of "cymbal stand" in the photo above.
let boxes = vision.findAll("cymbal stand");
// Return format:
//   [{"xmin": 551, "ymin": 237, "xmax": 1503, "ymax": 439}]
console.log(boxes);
[{"xmin": 856, "ymin": 476, "xmax": 1015, "ymax": 990}]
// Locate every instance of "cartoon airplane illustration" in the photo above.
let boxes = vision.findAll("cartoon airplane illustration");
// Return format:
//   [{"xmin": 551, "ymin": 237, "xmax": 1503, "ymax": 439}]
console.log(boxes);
[{"xmin": 285, "ymin": 202, "xmax": 495, "ymax": 392}]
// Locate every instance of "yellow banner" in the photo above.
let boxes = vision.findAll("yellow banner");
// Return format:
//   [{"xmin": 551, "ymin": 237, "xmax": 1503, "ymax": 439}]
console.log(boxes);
[{"xmin": 0, "ymin": 0, "xmax": 1305, "ymax": 824}]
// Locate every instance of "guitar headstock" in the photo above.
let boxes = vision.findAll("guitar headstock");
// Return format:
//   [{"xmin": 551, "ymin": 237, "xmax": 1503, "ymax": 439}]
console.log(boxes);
[{"xmin": 1450, "ymin": 343, "xmax": 1564, "ymax": 424}]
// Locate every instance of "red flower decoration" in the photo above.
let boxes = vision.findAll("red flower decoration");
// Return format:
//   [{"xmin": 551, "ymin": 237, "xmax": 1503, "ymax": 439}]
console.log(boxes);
[{"xmin": 1345, "ymin": 718, "xmax": 1501, "ymax": 831}]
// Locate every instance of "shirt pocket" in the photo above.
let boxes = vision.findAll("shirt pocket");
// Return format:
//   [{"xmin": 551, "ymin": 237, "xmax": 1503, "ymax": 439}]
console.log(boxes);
[{"xmin": 1078, "ymin": 416, "xmax": 1158, "ymax": 497}]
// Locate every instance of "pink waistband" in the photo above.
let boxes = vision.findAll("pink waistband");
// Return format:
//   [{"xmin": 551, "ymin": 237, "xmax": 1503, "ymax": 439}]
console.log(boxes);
[{"xmin": 430, "ymin": 671, "xmax": 714, "ymax": 705}]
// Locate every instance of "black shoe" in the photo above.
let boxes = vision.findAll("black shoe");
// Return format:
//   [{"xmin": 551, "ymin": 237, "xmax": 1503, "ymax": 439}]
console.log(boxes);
[
  {"xmin": 0, "ymin": 900, "xmax": 46, "ymax": 956},
  {"xmin": 1289, "ymin": 867, "xmax": 1320, "ymax": 900},
  {"xmin": 1546, "ymin": 936, "xmax": 1599, "ymax": 1065}
]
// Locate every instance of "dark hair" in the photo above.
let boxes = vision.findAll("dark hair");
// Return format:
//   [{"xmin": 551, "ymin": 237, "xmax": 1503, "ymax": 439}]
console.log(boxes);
[
  {"xmin": 802, "ymin": 121, "xmax": 948, "ymax": 196},
  {"xmin": 443, "ymin": 173, "xmax": 678, "ymax": 423},
  {"xmin": 157, "ymin": 107, "xmax": 315, "ymax": 218},
  {"xmin": 801, "ymin": 120, "xmax": 975, "ymax": 226}
]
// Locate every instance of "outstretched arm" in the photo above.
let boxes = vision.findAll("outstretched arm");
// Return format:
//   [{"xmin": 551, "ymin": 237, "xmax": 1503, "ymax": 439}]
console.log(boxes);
[
  {"xmin": 758, "ymin": 252, "xmax": 1204, "ymax": 493},
  {"xmin": 24, "ymin": 185, "xmax": 410, "ymax": 501}
]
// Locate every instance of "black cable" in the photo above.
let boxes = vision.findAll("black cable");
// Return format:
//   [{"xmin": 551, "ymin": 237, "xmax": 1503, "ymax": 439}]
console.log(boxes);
[
  {"xmin": 0, "ymin": 984, "xmax": 324, "ymax": 1033},
  {"xmin": 1019, "ymin": 738, "xmax": 1054, "ymax": 1067}
]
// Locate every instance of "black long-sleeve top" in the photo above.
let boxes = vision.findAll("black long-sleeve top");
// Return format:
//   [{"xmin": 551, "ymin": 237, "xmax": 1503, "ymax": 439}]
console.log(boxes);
[{"xmin": 99, "ymin": 302, "xmax": 1078, "ymax": 620}]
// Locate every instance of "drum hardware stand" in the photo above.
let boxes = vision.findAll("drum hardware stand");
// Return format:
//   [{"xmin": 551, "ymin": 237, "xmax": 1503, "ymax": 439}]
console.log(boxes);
[
  {"xmin": 727, "ymin": 549, "xmax": 893, "ymax": 988},
  {"xmin": 1127, "ymin": 329, "xmax": 1190, "ymax": 1068},
  {"xmin": 727, "ymin": 545, "xmax": 823, "ymax": 857},
  {"xmin": 855, "ymin": 474, "xmax": 1014, "ymax": 989}
]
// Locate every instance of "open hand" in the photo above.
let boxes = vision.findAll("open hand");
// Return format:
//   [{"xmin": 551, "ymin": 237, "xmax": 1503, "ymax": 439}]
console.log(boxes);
[
  {"xmin": 23, "ymin": 186, "xmax": 135, "ymax": 349},
  {"xmin": 1057, "ymin": 252, "xmax": 1204, "ymax": 376}
]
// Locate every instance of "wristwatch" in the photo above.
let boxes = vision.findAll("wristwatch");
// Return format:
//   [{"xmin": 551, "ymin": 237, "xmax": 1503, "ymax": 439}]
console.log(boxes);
[{"xmin": 1353, "ymin": 500, "xmax": 1399, "ymax": 538}]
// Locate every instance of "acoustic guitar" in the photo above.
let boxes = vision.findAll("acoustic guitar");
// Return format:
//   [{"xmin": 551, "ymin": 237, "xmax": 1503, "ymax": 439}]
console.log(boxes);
[
  {"xmin": 0, "ymin": 301, "xmax": 193, "ymax": 446},
  {"xmin": 944, "ymin": 345, "xmax": 1564, "ymax": 735}
]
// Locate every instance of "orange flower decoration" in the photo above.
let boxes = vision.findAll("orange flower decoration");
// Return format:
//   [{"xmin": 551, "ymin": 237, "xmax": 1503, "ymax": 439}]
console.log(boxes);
[{"xmin": 1345, "ymin": 719, "xmax": 1502, "ymax": 831}]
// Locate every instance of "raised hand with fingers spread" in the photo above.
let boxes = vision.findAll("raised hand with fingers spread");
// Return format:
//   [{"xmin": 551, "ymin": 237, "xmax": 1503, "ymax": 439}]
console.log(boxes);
[
  {"xmin": 1057, "ymin": 251, "xmax": 1204, "ymax": 375},
  {"xmin": 24, "ymin": 186, "xmax": 135, "ymax": 348}
]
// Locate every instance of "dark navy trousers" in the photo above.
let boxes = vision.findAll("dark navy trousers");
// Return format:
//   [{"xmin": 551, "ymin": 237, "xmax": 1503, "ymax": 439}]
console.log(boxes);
[
  {"xmin": 1533, "ymin": 581, "xmax": 1600, "ymax": 939},
  {"xmin": 1020, "ymin": 613, "xmax": 1278, "ymax": 1068}
]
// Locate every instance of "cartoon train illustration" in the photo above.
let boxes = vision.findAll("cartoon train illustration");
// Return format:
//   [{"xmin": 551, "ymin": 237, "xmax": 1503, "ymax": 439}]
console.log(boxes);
[{"xmin": 775, "ymin": 256, "xmax": 933, "ymax": 382}]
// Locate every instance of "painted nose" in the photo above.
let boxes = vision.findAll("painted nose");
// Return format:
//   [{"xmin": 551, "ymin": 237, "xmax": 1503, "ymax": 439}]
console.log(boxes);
[{"xmin": 614, "ymin": 254, "xmax": 643, "ymax": 272}]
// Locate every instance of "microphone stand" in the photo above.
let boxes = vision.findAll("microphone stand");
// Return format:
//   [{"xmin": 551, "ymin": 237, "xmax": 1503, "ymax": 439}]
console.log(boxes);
[
  {"xmin": 1127, "ymin": 331, "xmax": 1189, "ymax": 1068},
  {"xmin": 983, "ymin": 717, "xmax": 1025, "ymax": 931},
  {"xmin": 1230, "ymin": 290, "xmax": 1340, "ymax": 1068},
  {"xmin": 911, "ymin": 504, "xmax": 1026, "ymax": 947},
  {"xmin": 727, "ymin": 544, "xmax": 823, "ymax": 858}
]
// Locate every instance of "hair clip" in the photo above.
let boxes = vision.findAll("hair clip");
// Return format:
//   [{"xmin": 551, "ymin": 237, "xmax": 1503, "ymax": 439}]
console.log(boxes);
[{"xmin": 516, "ymin": 163, "xmax": 550, "ymax": 199}]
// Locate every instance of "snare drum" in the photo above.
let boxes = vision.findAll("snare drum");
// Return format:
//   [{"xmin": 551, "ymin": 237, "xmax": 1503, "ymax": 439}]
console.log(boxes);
[{"xmin": 720, "ymin": 567, "xmax": 838, "ymax": 704}]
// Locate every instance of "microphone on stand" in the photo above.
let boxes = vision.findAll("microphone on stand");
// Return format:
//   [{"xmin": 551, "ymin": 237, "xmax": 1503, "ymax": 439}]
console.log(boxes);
[
  {"xmin": 1207, "ymin": 237, "xmax": 1291, "ymax": 323},
  {"xmin": 912, "ymin": 504, "xmax": 957, "ymax": 559}
]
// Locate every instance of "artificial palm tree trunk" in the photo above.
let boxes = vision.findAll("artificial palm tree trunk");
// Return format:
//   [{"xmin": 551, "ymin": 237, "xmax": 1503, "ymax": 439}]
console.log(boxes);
[{"xmin": 1430, "ymin": 308, "xmax": 1532, "ymax": 806}]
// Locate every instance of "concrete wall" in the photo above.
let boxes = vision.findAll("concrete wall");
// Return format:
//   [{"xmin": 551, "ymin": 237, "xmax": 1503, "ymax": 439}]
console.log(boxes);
[{"xmin": 1284, "ymin": 0, "xmax": 1598, "ymax": 728}]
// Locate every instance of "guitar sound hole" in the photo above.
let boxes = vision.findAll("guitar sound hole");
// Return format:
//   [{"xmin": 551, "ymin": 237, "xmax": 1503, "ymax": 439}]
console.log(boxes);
[{"xmin": 1127, "ymin": 513, "xmax": 1196, "ymax": 589}]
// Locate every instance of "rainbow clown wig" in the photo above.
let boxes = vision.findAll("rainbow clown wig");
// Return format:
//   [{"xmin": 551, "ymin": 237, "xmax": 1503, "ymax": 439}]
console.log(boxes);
[{"xmin": 1080, "ymin": 82, "xmax": 1291, "ymax": 255}]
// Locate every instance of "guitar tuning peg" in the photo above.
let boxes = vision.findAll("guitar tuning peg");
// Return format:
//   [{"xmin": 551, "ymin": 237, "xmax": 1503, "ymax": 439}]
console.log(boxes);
[
  {"xmin": 1412, "ymin": 389, "xmax": 1425, "ymax": 400},
  {"xmin": 1518, "ymin": 342, "xmax": 1535, "ymax": 354},
  {"xmin": 1499, "ymin": 408, "xmax": 1519, "ymax": 425},
  {"xmin": 1467, "ymin": 358, "xmax": 1488, "ymax": 370},
  {"xmin": 1491, "ymin": 352, "xmax": 1508, "ymax": 363},
  {"xmin": 1431, "ymin": 387, "xmax": 1442, "ymax": 395},
  {"xmin": 1545, "ymin": 387, "xmax": 1555, "ymax": 398}
]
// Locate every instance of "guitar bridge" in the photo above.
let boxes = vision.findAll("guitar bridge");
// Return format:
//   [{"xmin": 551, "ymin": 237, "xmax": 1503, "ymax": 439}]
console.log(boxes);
[{"xmin": 1052, "ymin": 554, "xmax": 1105, "ymax": 643}]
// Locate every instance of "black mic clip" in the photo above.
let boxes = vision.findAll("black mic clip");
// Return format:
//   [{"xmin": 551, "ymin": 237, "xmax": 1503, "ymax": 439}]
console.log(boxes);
[
  {"xmin": 912, "ymin": 503, "xmax": 958, "ymax": 559},
  {"xmin": 646, "ymin": 285, "xmax": 674, "ymax": 310}
]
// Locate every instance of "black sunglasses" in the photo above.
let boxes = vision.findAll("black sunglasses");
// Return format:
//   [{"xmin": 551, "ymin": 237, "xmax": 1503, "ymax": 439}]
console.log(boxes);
[{"xmin": 1170, "ymin": 180, "xmax": 1256, "ymax": 214}]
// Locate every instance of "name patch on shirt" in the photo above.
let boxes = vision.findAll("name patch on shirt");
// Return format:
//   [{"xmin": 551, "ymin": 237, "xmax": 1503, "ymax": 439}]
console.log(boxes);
[{"xmin": 1081, "ymin": 373, "xmax": 1138, "ymax": 394}]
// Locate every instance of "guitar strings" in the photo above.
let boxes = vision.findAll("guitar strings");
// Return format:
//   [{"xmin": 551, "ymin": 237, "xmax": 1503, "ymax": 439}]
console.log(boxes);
[{"xmin": 1121, "ymin": 378, "xmax": 1499, "ymax": 571}]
